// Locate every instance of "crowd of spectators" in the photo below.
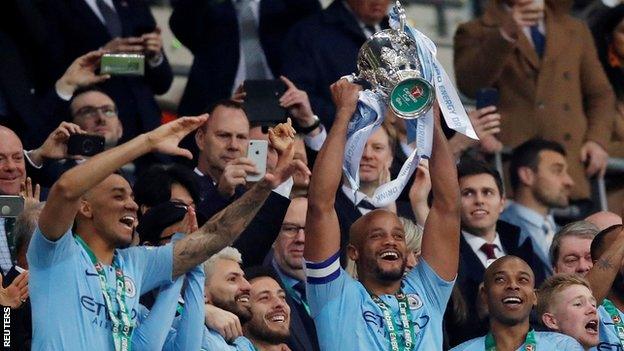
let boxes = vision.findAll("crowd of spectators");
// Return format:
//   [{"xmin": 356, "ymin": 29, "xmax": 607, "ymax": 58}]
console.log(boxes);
[{"xmin": 3, "ymin": 0, "xmax": 624, "ymax": 350}]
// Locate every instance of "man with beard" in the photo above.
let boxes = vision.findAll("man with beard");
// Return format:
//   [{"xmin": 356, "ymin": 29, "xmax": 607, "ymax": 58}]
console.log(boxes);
[
  {"xmin": 537, "ymin": 274, "xmax": 599, "ymax": 350},
  {"xmin": 451, "ymin": 256, "xmax": 584, "ymax": 350},
  {"xmin": 585, "ymin": 224, "xmax": 624, "ymax": 350},
  {"xmin": 202, "ymin": 247, "xmax": 256, "ymax": 350},
  {"xmin": 501, "ymin": 138, "xmax": 575, "ymax": 275},
  {"xmin": 245, "ymin": 270, "xmax": 292, "ymax": 351},
  {"xmin": 304, "ymin": 79, "xmax": 460, "ymax": 350},
  {"xmin": 268, "ymin": 196, "xmax": 319, "ymax": 351},
  {"xmin": 28, "ymin": 116, "xmax": 303, "ymax": 349}
]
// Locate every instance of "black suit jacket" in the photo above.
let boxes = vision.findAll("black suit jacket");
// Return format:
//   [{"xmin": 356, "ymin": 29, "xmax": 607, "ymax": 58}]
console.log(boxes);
[
  {"xmin": 169, "ymin": 0, "xmax": 321, "ymax": 116},
  {"xmin": 263, "ymin": 252, "xmax": 319, "ymax": 351},
  {"xmin": 281, "ymin": 0, "xmax": 389, "ymax": 127},
  {"xmin": 195, "ymin": 173, "xmax": 290, "ymax": 268},
  {"xmin": 445, "ymin": 220, "xmax": 548, "ymax": 347},
  {"xmin": 39, "ymin": 0, "xmax": 173, "ymax": 142}
]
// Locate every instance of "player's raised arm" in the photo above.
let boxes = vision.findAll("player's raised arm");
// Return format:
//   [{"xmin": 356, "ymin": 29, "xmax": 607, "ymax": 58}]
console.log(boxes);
[
  {"xmin": 304, "ymin": 80, "xmax": 361, "ymax": 262},
  {"xmin": 420, "ymin": 104, "xmax": 461, "ymax": 281}
]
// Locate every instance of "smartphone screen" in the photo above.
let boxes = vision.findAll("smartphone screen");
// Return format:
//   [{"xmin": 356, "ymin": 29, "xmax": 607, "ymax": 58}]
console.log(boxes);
[
  {"xmin": 246, "ymin": 140, "xmax": 268, "ymax": 182},
  {"xmin": 243, "ymin": 80, "xmax": 287, "ymax": 126}
]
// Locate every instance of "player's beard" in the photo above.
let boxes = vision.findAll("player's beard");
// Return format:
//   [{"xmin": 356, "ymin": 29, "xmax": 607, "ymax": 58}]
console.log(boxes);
[
  {"xmin": 212, "ymin": 295, "xmax": 252, "ymax": 323},
  {"xmin": 372, "ymin": 258, "xmax": 406, "ymax": 282},
  {"xmin": 246, "ymin": 317, "xmax": 290, "ymax": 345}
]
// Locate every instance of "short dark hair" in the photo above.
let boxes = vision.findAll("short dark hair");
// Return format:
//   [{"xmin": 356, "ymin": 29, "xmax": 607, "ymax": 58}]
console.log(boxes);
[
  {"xmin": 509, "ymin": 139, "xmax": 566, "ymax": 191},
  {"xmin": 457, "ymin": 158, "xmax": 504, "ymax": 196},
  {"xmin": 69, "ymin": 85, "xmax": 111, "ymax": 114},
  {"xmin": 244, "ymin": 266, "xmax": 285, "ymax": 289},
  {"xmin": 590, "ymin": 224, "xmax": 624, "ymax": 261},
  {"xmin": 133, "ymin": 164, "xmax": 200, "ymax": 210},
  {"xmin": 204, "ymin": 99, "xmax": 245, "ymax": 115}
]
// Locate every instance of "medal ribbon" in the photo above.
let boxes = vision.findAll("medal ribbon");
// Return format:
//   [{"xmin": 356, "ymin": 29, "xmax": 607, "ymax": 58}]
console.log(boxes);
[
  {"xmin": 370, "ymin": 291, "xmax": 415, "ymax": 351},
  {"xmin": 75, "ymin": 235, "xmax": 134, "ymax": 351},
  {"xmin": 602, "ymin": 299, "xmax": 624, "ymax": 347},
  {"xmin": 484, "ymin": 329, "xmax": 536, "ymax": 351}
]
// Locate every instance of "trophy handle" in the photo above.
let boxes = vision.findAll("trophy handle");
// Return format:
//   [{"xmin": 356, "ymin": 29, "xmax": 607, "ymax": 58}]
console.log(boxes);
[{"xmin": 395, "ymin": 1, "xmax": 406, "ymax": 33}]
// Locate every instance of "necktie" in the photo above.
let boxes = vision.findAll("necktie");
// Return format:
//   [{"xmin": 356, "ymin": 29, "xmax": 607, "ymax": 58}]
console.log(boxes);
[
  {"xmin": 480, "ymin": 243, "xmax": 498, "ymax": 260},
  {"xmin": 542, "ymin": 220, "xmax": 555, "ymax": 248},
  {"xmin": 530, "ymin": 25, "xmax": 545, "ymax": 58},
  {"xmin": 357, "ymin": 199, "xmax": 377, "ymax": 211},
  {"xmin": 236, "ymin": 0, "xmax": 267, "ymax": 80},
  {"xmin": 96, "ymin": 0, "xmax": 122, "ymax": 38}
]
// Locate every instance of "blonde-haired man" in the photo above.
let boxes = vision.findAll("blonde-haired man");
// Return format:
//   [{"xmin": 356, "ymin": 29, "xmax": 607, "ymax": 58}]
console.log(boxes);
[{"xmin": 537, "ymin": 274, "xmax": 599, "ymax": 350}]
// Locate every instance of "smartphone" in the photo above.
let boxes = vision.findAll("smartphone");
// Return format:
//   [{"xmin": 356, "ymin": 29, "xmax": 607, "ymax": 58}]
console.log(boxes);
[
  {"xmin": 476, "ymin": 87, "xmax": 499, "ymax": 109},
  {"xmin": 100, "ymin": 53, "xmax": 145, "ymax": 76},
  {"xmin": 243, "ymin": 79, "xmax": 287, "ymax": 126},
  {"xmin": 246, "ymin": 140, "xmax": 268, "ymax": 182},
  {"xmin": 0, "ymin": 196, "xmax": 24, "ymax": 218},
  {"xmin": 67, "ymin": 134, "xmax": 105, "ymax": 156}
]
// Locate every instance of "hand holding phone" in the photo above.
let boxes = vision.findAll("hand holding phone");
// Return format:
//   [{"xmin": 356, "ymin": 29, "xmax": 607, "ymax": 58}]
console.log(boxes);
[{"xmin": 246, "ymin": 140, "xmax": 268, "ymax": 182}]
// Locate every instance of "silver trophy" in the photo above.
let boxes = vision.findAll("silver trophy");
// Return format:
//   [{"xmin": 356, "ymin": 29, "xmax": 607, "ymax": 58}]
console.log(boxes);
[{"xmin": 350, "ymin": 1, "xmax": 434, "ymax": 119}]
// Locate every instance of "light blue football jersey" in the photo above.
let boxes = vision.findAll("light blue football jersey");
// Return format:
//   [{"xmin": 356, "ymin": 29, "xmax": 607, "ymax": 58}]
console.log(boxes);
[
  {"xmin": 451, "ymin": 331, "xmax": 584, "ymax": 351},
  {"xmin": 305, "ymin": 252, "xmax": 454, "ymax": 350},
  {"xmin": 28, "ymin": 227, "xmax": 173, "ymax": 350},
  {"xmin": 592, "ymin": 305, "xmax": 624, "ymax": 351}
]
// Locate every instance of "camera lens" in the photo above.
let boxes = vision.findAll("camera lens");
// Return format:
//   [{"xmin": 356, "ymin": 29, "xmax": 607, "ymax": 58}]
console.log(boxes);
[{"xmin": 83, "ymin": 139, "xmax": 95, "ymax": 154}]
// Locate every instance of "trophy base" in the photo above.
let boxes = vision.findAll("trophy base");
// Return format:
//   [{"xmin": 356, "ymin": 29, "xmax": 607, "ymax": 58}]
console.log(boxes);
[{"xmin": 389, "ymin": 78, "xmax": 434, "ymax": 119}]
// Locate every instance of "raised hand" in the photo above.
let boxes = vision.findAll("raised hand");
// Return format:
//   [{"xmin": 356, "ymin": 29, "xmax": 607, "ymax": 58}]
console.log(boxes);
[
  {"xmin": 217, "ymin": 158, "xmax": 258, "ymax": 197},
  {"xmin": 204, "ymin": 304, "xmax": 243, "ymax": 342},
  {"xmin": 141, "ymin": 27, "xmax": 164, "ymax": 61},
  {"xmin": 29, "ymin": 122, "xmax": 86, "ymax": 166},
  {"xmin": 146, "ymin": 115, "xmax": 208, "ymax": 158},
  {"xmin": 268, "ymin": 118, "xmax": 296, "ymax": 155},
  {"xmin": 20, "ymin": 177, "xmax": 41, "ymax": 208},
  {"xmin": 330, "ymin": 79, "xmax": 361, "ymax": 119},
  {"xmin": 181, "ymin": 206, "xmax": 199, "ymax": 234},
  {"xmin": 0, "ymin": 271, "xmax": 29, "ymax": 309},
  {"xmin": 263, "ymin": 143, "xmax": 309, "ymax": 189},
  {"xmin": 231, "ymin": 84, "xmax": 246, "ymax": 103},
  {"xmin": 279, "ymin": 76, "xmax": 316, "ymax": 127},
  {"xmin": 409, "ymin": 159, "xmax": 432, "ymax": 226},
  {"xmin": 102, "ymin": 37, "xmax": 144, "ymax": 54},
  {"xmin": 581, "ymin": 140, "xmax": 609, "ymax": 178},
  {"xmin": 55, "ymin": 50, "xmax": 110, "ymax": 97},
  {"xmin": 468, "ymin": 106, "xmax": 503, "ymax": 154}
]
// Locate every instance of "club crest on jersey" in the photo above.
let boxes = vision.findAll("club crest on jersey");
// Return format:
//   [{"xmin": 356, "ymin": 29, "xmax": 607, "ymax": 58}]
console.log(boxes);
[
  {"xmin": 124, "ymin": 277, "xmax": 136, "ymax": 298},
  {"xmin": 407, "ymin": 294, "xmax": 422, "ymax": 310}
]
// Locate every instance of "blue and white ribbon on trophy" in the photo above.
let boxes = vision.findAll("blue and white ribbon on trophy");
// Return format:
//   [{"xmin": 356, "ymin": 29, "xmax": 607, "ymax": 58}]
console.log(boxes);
[{"xmin": 343, "ymin": 6, "xmax": 477, "ymax": 207}]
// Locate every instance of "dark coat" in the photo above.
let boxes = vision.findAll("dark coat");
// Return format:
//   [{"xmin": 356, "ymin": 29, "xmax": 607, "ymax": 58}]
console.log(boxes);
[
  {"xmin": 281, "ymin": 0, "xmax": 388, "ymax": 127},
  {"xmin": 169, "ymin": 0, "xmax": 321, "ymax": 116}
]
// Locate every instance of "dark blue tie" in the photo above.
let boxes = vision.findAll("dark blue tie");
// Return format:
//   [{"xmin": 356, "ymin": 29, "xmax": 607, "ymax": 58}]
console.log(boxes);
[{"xmin": 530, "ymin": 25, "xmax": 545, "ymax": 58}]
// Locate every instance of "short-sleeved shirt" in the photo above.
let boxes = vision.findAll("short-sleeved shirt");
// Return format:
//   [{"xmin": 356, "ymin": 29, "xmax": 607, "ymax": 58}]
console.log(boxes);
[
  {"xmin": 27, "ymin": 227, "xmax": 173, "ymax": 350},
  {"xmin": 450, "ymin": 331, "xmax": 584, "ymax": 351},
  {"xmin": 304, "ymin": 252, "xmax": 454, "ymax": 350},
  {"xmin": 201, "ymin": 326, "xmax": 255, "ymax": 351},
  {"xmin": 594, "ymin": 305, "xmax": 624, "ymax": 351}
]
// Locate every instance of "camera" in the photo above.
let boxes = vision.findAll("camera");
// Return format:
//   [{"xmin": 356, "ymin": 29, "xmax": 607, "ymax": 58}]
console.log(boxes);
[{"xmin": 67, "ymin": 134, "xmax": 105, "ymax": 157}]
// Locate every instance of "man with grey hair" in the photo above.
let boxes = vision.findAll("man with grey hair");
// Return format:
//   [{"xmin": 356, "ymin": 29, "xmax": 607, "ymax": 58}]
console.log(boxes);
[{"xmin": 550, "ymin": 220, "xmax": 599, "ymax": 275}]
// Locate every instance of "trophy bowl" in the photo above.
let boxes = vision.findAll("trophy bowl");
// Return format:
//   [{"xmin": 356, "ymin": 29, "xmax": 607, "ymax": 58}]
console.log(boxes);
[{"xmin": 354, "ymin": 13, "xmax": 434, "ymax": 119}]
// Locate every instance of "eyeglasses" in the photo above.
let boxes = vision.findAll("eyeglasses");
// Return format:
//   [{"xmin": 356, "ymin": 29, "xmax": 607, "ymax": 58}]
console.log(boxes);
[
  {"xmin": 280, "ymin": 224, "xmax": 305, "ymax": 237},
  {"xmin": 74, "ymin": 105, "xmax": 118, "ymax": 119}
]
